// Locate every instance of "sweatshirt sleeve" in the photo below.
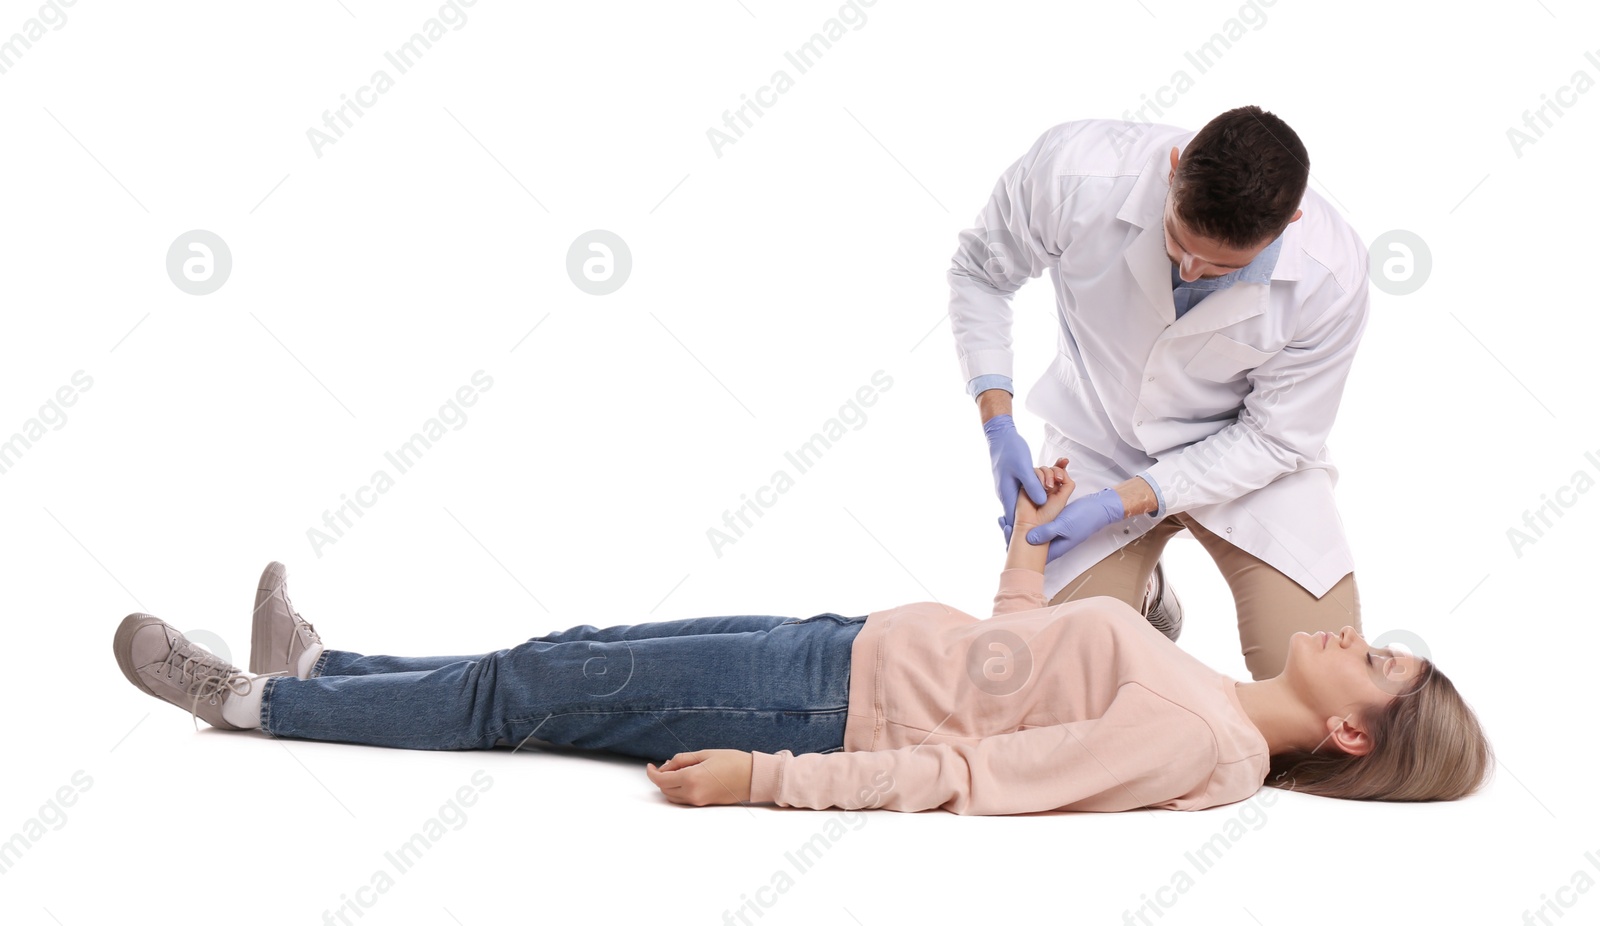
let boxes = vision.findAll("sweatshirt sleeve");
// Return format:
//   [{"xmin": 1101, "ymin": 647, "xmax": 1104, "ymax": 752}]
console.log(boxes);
[
  {"xmin": 748, "ymin": 685, "xmax": 1217, "ymax": 815},
  {"xmin": 992, "ymin": 567, "xmax": 1047, "ymax": 617}
]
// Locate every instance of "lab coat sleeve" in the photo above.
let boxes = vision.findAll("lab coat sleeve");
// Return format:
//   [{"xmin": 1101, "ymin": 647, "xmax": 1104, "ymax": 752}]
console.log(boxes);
[
  {"xmin": 1141, "ymin": 267, "xmax": 1371, "ymax": 514},
  {"xmin": 947, "ymin": 126, "xmax": 1078, "ymax": 390},
  {"xmin": 747, "ymin": 686, "xmax": 1217, "ymax": 815}
]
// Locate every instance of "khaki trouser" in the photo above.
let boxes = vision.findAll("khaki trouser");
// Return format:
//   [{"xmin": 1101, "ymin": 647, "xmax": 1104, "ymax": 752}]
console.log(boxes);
[{"xmin": 1045, "ymin": 511, "xmax": 1361, "ymax": 680}]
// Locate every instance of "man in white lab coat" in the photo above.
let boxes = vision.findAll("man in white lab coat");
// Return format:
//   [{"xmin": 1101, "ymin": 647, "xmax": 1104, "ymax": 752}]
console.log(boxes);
[{"xmin": 948, "ymin": 106, "xmax": 1368, "ymax": 680}]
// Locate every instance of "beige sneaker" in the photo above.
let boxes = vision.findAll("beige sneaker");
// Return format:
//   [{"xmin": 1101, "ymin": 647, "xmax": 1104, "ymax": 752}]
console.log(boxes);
[
  {"xmin": 250, "ymin": 561, "xmax": 322, "ymax": 677},
  {"xmin": 113, "ymin": 613, "xmax": 251, "ymax": 729}
]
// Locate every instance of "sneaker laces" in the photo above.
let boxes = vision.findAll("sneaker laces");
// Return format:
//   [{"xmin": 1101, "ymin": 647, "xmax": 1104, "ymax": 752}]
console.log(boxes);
[
  {"xmin": 160, "ymin": 638, "xmax": 252, "ymax": 729},
  {"xmin": 274, "ymin": 585, "xmax": 322, "ymax": 668}
]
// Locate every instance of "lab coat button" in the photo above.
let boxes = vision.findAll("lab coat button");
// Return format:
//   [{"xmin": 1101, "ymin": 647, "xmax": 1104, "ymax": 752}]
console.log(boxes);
[{"xmin": 1147, "ymin": 376, "xmax": 1155, "ymax": 382}]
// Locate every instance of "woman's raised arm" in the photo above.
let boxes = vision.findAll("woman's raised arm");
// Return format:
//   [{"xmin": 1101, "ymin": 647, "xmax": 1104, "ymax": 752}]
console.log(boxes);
[{"xmin": 1003, "ymin": 457, "xmax": 1073, "ymax": 576}]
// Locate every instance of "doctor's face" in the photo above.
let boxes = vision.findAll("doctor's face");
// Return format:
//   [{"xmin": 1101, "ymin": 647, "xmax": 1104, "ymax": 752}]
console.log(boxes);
[{"xmin": 1161, "ymin": 189, "xmax": 1273, "ymax": 283}]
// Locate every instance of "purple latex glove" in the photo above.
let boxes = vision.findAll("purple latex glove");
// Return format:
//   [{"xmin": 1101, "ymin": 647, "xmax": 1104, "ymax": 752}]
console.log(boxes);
[
  {"xmin": 1024, "ymin": 487, "xmax": 1126, "ymax": 563},
  {"xmin": 983, "ymin": 414, "xmax": 1047, "ymax": 544},
  {"xmin": 1001, "ymin": 519, "xmax": 1078, "ymax": 562}
]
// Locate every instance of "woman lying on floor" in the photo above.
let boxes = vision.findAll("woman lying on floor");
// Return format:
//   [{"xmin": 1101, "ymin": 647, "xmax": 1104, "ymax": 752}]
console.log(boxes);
[{"xmin": 112, "ymin": 459, "xmax": 1492, "ymax": 814}]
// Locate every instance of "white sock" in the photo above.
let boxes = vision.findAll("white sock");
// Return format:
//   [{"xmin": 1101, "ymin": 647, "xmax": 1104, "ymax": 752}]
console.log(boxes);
[
  {"xmin": 220, "ymin": 675, "xmax": 266, "ymax": 729},
  {"xmin": 296, "ymin": 643, "xmax": 324, "ymax": 680}
]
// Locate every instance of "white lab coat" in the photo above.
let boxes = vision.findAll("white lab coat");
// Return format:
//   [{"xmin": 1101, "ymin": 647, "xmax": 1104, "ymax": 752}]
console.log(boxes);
[{"xmin": 948, "ymin": 119, "xmax": 1371, "ymax": 600}]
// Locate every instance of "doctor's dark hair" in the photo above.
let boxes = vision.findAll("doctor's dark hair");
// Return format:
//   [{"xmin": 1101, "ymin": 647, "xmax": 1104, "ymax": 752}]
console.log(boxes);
[{"xmin": 1172, "ymin": 105, "xmax": 1309, "ymax": 250}]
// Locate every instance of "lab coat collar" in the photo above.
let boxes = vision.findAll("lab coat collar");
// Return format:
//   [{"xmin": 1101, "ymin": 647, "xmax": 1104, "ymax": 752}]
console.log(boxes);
[{"xmin": 1115, "ymin": 141, "xmax": 1304, "ymax": 330}]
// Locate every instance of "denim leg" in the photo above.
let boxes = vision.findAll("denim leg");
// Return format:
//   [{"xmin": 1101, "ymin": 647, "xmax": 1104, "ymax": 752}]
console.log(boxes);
[
  {"xmin": 261, "ymin": 613, "xmax": 866, "ymax": 761},
  {"xmin": 313, "ymin": 650, "xmax": 490, "ymax": 677},
  {"xmin": 312, "ymin": 614, "xmax": 811, "ymax": 677}
]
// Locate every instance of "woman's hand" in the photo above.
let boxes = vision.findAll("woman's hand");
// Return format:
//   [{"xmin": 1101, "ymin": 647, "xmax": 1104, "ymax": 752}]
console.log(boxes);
[
  {"xmin": 645, "ymin": 749, "xmax": 753, "ymax": 806},
  {"xmin": 1012, "ymin": 457, "xmax": 1074, "ymax": 532}
]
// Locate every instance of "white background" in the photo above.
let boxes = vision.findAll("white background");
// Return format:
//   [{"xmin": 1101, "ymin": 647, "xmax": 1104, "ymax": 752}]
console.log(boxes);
[{"xmin": 1, "ymin": 0, "xmax": 1593, "ymax": 923}]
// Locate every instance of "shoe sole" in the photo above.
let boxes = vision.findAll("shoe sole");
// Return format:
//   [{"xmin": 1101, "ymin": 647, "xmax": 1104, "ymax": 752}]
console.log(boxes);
[
  {"xmin": 1147, "ymin": 565, "xmax": 1183, "ymax": 642},
  {"xmin": 1159, "ymin": 594, "xmax": 1182, "ymax": 640},
  {"xmin": 113, "ymin": 612, "xmax": 169, "ymax": 700},
  {"xmin": 250, "ymin": 561, "xmax": 288, "ymax": 675}
]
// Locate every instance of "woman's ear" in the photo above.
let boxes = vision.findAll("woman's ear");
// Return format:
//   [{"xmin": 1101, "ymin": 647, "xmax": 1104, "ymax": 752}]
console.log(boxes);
[{"xmin": 1324, "ymin": 714, "xmax": 1374, "ymax": 757}]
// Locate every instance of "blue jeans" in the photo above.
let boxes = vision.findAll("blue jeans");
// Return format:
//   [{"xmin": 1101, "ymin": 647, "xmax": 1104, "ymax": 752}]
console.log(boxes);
[{"xmin": 259, "ymin": 612, "xmax": 866, "ymax": 762}]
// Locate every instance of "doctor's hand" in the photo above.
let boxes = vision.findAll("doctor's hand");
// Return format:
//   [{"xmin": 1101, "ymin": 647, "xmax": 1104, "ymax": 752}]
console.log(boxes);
[
  {"xmin": 984, "ymin": 414, "xmax": 1048, "ymax": 545},
  {"xmin": 1023, "ymin": 487, "xmax": 1127, "ymax": 563}
]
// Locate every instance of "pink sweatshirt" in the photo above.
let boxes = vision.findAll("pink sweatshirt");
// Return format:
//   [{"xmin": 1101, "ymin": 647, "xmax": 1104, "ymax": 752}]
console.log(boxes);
[{"xmin": 748, "ymin": 568, "xmax": 1270, "ymax": 814}]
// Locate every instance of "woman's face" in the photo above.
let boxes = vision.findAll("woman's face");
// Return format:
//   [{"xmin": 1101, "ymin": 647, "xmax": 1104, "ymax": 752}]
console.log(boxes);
[{"xmin": 1281, "ymin": 625, "xmax": 1426, "ymax": 721}]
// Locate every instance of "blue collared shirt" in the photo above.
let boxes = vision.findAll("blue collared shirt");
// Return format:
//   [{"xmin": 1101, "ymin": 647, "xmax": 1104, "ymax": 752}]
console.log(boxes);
[
  {"xmin": 968, "ymin": 230, "xmax": 1285, "ymax": 521},
  {"xmin": 1169, "ymin": 230, "xmax": 1283, "ymax": 319}
]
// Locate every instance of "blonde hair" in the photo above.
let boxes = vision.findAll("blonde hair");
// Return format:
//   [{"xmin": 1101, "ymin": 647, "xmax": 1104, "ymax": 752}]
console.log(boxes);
[{"xmin": 1265, "ymin": 660, "xmax": 1492, "ymax": 801}]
